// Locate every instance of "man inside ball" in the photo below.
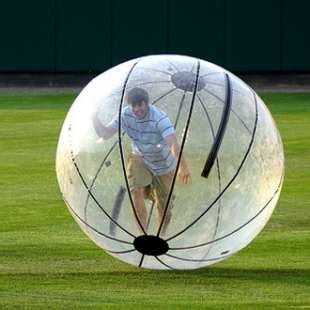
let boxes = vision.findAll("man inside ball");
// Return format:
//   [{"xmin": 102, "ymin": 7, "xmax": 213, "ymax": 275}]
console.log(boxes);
[{"xmin": 92, "ymin": 87, "xmax": 191, "ymax": 235}]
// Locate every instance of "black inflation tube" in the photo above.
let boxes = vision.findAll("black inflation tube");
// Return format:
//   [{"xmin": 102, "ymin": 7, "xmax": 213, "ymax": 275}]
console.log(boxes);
[{"xmin": 201, "ymin": 73, "xmax": 232, "ymax": 178}]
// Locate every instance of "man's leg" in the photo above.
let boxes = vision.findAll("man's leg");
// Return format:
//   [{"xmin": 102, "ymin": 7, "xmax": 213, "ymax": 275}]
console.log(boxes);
[
  {"xmin": 153, "ymin": 171, "xmax": 174, "ymax": 235},
  {"xmin": 156, "ymin": 202, "xmax": 172, "ymax": 235},
  {"xmin": 131, "ymin": 187, "xmax": 147, "ymax": 233},
  {"xmin": 126, "ymin": 153, "xmax": 152, "ymax": 234}
]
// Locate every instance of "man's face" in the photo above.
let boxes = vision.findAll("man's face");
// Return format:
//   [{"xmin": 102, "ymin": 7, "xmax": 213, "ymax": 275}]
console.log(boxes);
[{"xmin": 131, "ymin": 101, "xmax": 149, "ymax": 119}]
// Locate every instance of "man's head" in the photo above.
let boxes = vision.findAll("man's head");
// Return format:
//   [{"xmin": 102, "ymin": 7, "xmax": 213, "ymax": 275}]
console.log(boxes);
[{"xmin": 126, "ymin": 87, "xmax": 149, "ymax": 119}]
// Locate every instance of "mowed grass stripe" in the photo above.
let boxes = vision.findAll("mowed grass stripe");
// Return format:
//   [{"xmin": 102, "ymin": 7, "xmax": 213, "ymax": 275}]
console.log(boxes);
[{"xmin": 0, "ymin": 92, "xmax": 309, "ymax": 308}]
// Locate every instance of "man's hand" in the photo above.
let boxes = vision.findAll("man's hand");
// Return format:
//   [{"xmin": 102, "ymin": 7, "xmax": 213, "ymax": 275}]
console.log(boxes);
[
  {"xmin": 178, "ymin": 163, "xmax": 191, "ymax": 185},
  {"xmin": 165, "ymin": 133, "xmax": 191, "ymax": 185},
  {"xmin": 92, "ymin": 113, "xmax": 117, "ymax": 140}
]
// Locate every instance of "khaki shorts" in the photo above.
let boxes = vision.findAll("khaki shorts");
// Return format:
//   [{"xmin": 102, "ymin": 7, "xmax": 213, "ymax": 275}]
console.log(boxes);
[{"xmin": 126, "ymin": 153, "xmax": 174, "ymax": 210}]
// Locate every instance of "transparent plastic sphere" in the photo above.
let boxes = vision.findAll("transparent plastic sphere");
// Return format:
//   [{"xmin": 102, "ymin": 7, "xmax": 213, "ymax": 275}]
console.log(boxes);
[{"xmin": 56, "ymin": 55, "xmax": 284, "ymax": 270}]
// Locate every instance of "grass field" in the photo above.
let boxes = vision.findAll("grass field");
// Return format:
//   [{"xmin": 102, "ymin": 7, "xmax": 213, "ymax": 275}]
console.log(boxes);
[{"xmin": 0, "ymin": 92, "xmax": 309, "ymax": 309}]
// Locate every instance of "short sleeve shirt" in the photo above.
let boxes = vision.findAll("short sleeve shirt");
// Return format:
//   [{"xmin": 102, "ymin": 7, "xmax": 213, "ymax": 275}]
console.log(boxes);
[{"xmin": 110, "ymin": 105, "xmax": 177, "ymax": 175}]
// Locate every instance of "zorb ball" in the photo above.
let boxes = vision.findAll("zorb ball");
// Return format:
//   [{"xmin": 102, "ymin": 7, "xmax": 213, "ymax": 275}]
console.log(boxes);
[{"xmin": 56, "ymin": 55, "xmax": 284, "ymax": 270}]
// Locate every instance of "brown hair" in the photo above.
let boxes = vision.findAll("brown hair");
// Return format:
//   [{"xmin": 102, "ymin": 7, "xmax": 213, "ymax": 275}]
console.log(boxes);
[{"xmin": 126, "ymin": 87, "xmax": 149, "ymax": 105}]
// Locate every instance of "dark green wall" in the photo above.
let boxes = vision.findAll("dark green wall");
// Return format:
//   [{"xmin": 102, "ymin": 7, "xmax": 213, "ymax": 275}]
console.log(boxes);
[
  {"xmin": 111, "ymin": 0, "xmax": 167, "ymax": 65},
  {"xmin": 226, "ymin": 0, "xmax": 282, "ymax": 71},
  {"xmin": 0, "ymin": 0, "xmax": 309, "ymax": 72},
  {"xmin": 0, "ymin": 0, "xmax": 55, "ymax": 71},
  {"xmin": 168, "ymin": 0, "xmax": 226, "ymax": 65},
  {"xmin": 55, "ymin": 0, "xmax": 111, "ymax": 71},
  {"xmin": 282, "ymin": 0, "xmax": 310, "ymax": 70}
]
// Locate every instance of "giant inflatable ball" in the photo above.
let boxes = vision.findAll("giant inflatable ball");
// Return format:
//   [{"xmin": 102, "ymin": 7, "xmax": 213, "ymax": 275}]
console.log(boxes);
[{"xmin": 56, "ymin": 55, "xmax": 284, "ymax": 270}]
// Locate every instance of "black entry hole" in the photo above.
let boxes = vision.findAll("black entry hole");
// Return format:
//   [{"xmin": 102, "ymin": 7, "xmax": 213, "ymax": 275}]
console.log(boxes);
[{"xmin": 134, "ymin": 235, "xmax": 169, "ymax": 256}]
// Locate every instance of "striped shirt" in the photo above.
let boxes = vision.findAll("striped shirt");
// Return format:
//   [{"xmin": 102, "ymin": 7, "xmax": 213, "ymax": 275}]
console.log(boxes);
[{"xmin": 110, "ymin": 105, "xmax": 177, "ymax": 175}]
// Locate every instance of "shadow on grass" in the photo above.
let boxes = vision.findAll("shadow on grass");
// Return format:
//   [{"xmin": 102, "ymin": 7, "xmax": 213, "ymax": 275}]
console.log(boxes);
[
  {"xmin": 8, "ymin": 267, "xmax": 307, "ymax": 287},
  {"xmin": 95, "ymin": 267, "xmax": 309, "ymax": 284}
]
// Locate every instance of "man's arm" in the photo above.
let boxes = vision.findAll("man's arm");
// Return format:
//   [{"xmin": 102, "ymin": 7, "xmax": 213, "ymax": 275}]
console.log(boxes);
[
  {"xmin": 92, "ymin": 113, "xmax": 118, "ymax": 140},
  {"xmin": 164, "ymin": 133, "xmax": 191, "ymax": 185}
]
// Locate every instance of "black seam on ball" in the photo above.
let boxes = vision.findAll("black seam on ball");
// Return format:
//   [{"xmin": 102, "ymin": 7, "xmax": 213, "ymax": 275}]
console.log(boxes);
[
  {"xmin": 152, "ymin": 87, "xmax": 178, "ymax": 105},
  {"xmin": 138, "ymin": 254, "xmax": 145, "ymax": 268},
  {"xmin": 164, "ymin": 252, "xmax": 232, "ymax": 263},
  {"xmin": 106, "ymin": 248, "xmax": 137, "ymax": 255},
  {"xmin": 67, "ymin": 123, "xmax": 136, "ymax": 239},
  {"xmin": 118, "ymin": 60, "xmax": 148, "ymax": 235},
  {"xmin": 156, "ymin": 60, "xmax": 201, "ymax": 237},
  {"xmin": 134, "ymin": 80, "xmax": 172, "ymax": 88},
  {"xmin": 174, "ymin": 90, "xmax": 187, "ymax": 128},
  {"xmin": 155, "ymin": 256, "xmax": 176, "ymax": 270},
  {"xmin": 63, "ymin": 196, "xmax": 133, "ymax": 245},
  {"xmin": 83, "ymin": 139, "xmax": 120, "ymax": 237},
  {"xmin": 84, "ymin": 87, "xmax": 178, "ymax": 238},
  {"xmin": 165, "ymin": 89, "xmax": 259, "ymax": 243},
  {"xmin": 136, "ymin": 67, "xmax": 173, "ymax": 76},
  {"xmin": 202, "ymin": 87, "xmax": 252, "ymax": 135},
  {"xmin": 197, "ymin": 93, "xmax": 223, "ymax": 257},
  {"xmin": 168, "ymin": 172, "xmax": 283, "ymax": 251},
  {"xmin": 68, "ymin": 120, "xmax": 136, "ymax": 239},
  {"xmin": 70, "ymin": 157, "xmax": 136, "ymax": 238},
  {"xmin": 165, "ymin": 58, "xmax": 180, "ymax": 72}
]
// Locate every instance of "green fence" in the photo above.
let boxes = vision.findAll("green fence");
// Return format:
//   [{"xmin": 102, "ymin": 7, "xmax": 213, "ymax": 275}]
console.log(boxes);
[{"xmin": 0, "ymin": 0, "xmax": 309, "ymax": 72}]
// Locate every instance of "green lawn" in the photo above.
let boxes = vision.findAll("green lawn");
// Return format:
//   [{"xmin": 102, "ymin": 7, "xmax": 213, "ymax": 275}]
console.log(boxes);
[{"xmin": 0, "ymin": 92, "xmax": 309, "ymax": 309}]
